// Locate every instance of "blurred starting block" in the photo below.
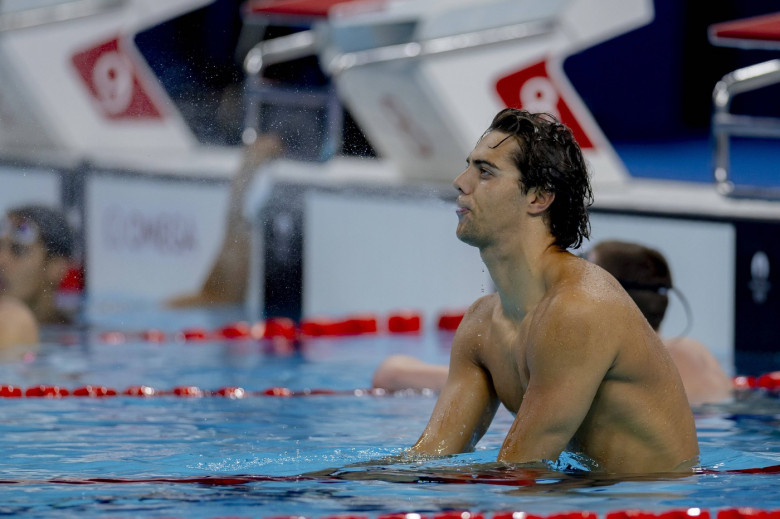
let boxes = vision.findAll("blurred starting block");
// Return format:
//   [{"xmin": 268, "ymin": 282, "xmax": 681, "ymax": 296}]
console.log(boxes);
[{"xmin": 240, "ymin": 0, "xmax": 654, "ymax": 185}]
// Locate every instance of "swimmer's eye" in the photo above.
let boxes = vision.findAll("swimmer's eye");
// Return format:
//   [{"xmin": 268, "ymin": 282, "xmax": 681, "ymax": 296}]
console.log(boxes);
[
  {"xmin": 0, "ymin": 242, "xmax": 32, "ymax": 257},
  {"xmin": 479, "ymin": 168, "xmax": 493, "ymax": 179},
  {"xmin": 11, "ymin": 243, "xmax": 30, "ymax": 257}
]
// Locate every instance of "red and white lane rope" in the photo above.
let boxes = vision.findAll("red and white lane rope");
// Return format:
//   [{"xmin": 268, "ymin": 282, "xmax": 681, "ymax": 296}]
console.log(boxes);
[
  {"xmin": 0, "ymin": 384, "xmax": 396, "ymax": 399},
  {"xmin": 95, "ymin": 310, "xmax": 467, "ymax": 345},
  {"xmin": 732, "ymin": 372, "xmax": 780, "ymax": 392},
  {"xmin": 3, "ymin": 369, "xmax": 780, "ymax": 399}
]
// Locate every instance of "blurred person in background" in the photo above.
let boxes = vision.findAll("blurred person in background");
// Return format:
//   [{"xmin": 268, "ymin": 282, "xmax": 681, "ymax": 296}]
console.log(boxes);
[
  {"xmin": 373, "ymin": 240, "xmax": 733, "ymax": 406},
  {"xmin": 0, "ymin": 205, "xmax": 78, "ymax": 325},
  {"xmin": 167, "ymin": 134, "xmax": 283, "ymax": 308},
  {"xmin": 585, "ymin": 240, "xmax": 733, "ymax": 405}
]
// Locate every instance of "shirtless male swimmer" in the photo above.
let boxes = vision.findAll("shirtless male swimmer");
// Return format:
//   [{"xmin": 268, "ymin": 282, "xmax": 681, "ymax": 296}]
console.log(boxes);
[{"xmin": 408, "ymin": 109, "xmax": 699, "ymax": 473}]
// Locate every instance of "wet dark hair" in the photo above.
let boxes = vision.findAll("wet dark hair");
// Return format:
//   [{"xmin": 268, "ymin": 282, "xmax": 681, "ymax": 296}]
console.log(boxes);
[
  {"xmin": 590, "ymin": 240, "xmax": 672, "ymax": 330},
  {"xmin": 487, "ymin": 108, "xmax": 593, "ymax": 250},
  {"xmin": 8, "ymin": 205, "xmax": 73, "ymax": 258}
]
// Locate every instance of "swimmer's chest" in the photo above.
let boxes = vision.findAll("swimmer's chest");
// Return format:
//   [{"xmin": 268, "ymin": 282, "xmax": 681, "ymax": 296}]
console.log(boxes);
[{"xmin": 482, "ymin": 316, "xmax": 533, "ymax": 412}]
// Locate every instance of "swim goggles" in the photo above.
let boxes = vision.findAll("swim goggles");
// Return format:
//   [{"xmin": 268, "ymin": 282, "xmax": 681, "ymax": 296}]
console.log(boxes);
[
  {"xmin": 0, "ymin": 217, "xmax": 40, "ymax": 257},
  {"xmin": 617, "ymin": 278, "xmax": 694, "ymax": 337}
]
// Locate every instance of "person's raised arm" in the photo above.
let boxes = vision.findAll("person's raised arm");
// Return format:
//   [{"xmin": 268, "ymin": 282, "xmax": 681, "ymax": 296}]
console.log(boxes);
[
  {"xmin": 497, "ymin": 294, "xmax": 617, "ymax": 464},
  {"xmin": 167, "ymin": 135, "xmax": 282, "ymax": 307},
  {"xmin": 410, "ymin": 296, "xmax": 500, "ymax": 456}
]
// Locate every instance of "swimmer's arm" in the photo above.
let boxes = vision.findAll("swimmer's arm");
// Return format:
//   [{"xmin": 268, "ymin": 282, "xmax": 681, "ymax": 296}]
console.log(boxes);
[
  {"xmin": 371, "ymin": 355, "xmax": 449, "ymax": 392},
  {"xmin": 409, "ymin": 298, "xmax": 499, "ymax": 456},
  {"xmin": 498, "ymin": 299, "xmax": 614, "ymax": 464}
]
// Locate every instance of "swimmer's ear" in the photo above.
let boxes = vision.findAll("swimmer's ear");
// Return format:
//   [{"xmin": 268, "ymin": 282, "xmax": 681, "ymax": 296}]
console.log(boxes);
[{"xmin": 526, "ymin": 188, "xmax": 555, "ymax": 215}]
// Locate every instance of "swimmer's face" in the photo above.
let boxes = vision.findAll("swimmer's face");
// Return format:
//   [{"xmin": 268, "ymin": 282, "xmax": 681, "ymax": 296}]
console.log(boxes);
[
  {"xmin": 452, "ymin": 130, "xmax": 526, "ymax": 248},
  {"xmin": 0, "ymin": 216, "xmax": 56, "ymax": 306}
]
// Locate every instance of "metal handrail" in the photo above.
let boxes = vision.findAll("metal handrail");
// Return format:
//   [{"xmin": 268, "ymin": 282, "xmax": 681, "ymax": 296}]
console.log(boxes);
[
  {"xmin": 243, "ymin": 29, "xmax": 318, "ymax": 76},
  {"xmin": 325, "ymin": 18, "xmax": 555, "ymax": 76},
  {"xmin": 0, "ymin": 0, "xmax": 124, "ymax": 31},
  {"xmin": 713, "ymin": 60, "xmax": 780, "ymax": 111},
  {"xmin": 711, "ymin": 59, "xmax": 780, "ymax": 196},
  {"xmin": 241, "ymin": 18, "xmax": 555, "ymax": 79}
]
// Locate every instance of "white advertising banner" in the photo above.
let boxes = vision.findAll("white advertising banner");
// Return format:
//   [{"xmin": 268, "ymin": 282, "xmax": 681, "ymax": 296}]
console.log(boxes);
[{"xmin": 85, "ymin": 173, "xmax": 228, "ymax": 303}]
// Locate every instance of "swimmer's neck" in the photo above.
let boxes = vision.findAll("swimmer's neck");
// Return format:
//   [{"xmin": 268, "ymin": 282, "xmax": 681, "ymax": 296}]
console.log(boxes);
[{"xmin": 480, "ymin": 240, "xmax": 565, "ymax": 321}]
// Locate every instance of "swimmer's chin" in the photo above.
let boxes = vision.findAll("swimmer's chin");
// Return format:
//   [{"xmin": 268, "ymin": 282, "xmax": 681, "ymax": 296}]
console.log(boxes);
[{"xmin": 454, "ymin": 230, "xmax": 482, "ymax": 248}]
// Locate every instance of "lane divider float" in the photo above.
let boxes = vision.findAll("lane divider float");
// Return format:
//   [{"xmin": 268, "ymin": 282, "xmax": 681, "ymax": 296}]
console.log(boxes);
[
  {"xmin": 0, "ymin": 384, "xmax": 393, "ymax": 399},
  {"xmin": 95, "ymin": 309, "xmax": 467, "ymax": 345},
  {"xmin": 4, "ymin": 370, "xmax": 780, "ymax": 399},
  {"xmin": 732, "ymin": 372, "xmax": 780, "ymax": 392}
]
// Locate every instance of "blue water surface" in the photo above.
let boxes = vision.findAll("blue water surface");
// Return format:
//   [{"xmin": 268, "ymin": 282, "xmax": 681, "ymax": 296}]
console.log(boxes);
[{"xmin": 0, "ymin": 316, "xmax": 778, "ymax": 519}]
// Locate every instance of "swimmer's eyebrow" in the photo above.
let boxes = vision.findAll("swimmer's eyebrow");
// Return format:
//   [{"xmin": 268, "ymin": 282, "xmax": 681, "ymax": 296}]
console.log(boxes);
[{"xmin": 466, "ymin": 157, "xmax": 500, "ymax": 170}]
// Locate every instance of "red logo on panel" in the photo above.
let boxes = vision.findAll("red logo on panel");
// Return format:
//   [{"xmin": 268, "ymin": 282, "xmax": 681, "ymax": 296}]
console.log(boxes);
[
  {"xmin": 71, "ymin": 37, "xmax": 163, "ymax": 120},
  {"xmin": 495, "ymin": 60, "xmax": 593, "ymax": 149}
]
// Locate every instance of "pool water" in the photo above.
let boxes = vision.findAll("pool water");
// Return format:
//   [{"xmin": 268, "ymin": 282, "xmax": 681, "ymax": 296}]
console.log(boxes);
[{"xmin": 1, "ymin": 320, "xmax": 779, "ymax": 518}]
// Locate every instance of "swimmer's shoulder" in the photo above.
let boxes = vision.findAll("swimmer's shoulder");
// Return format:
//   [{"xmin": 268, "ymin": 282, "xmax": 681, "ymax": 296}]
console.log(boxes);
[
  {"xmin": 453, "ymin": 294, "xmax": 498, "ymax": 340},
  {"xmin": 448, "ymin": 295, "xmax": 498, "ymax": 365},
  {"xmin": 569, "ymin": 260, "xmax": 640, "ymax": 315},
  {"xmin": 546, "ymin": 258, "xmax": 612, "ymax": 304},
  {"xmin": 463, "ymin": 293, "xmax": 499, "ymax": 322},
  {"xmin": 0, "ymin": 297, "xmax": 38, "ymax": 347},
  {"xmin": 540, "ymin": 261, "xmax": 642, "ymax": 340}
]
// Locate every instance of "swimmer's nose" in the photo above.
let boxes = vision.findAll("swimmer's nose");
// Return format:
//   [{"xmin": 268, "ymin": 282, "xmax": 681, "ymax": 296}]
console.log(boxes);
[{"xmin": 453, "ymin": 168, "xmax": 468, "ymax": 194}]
